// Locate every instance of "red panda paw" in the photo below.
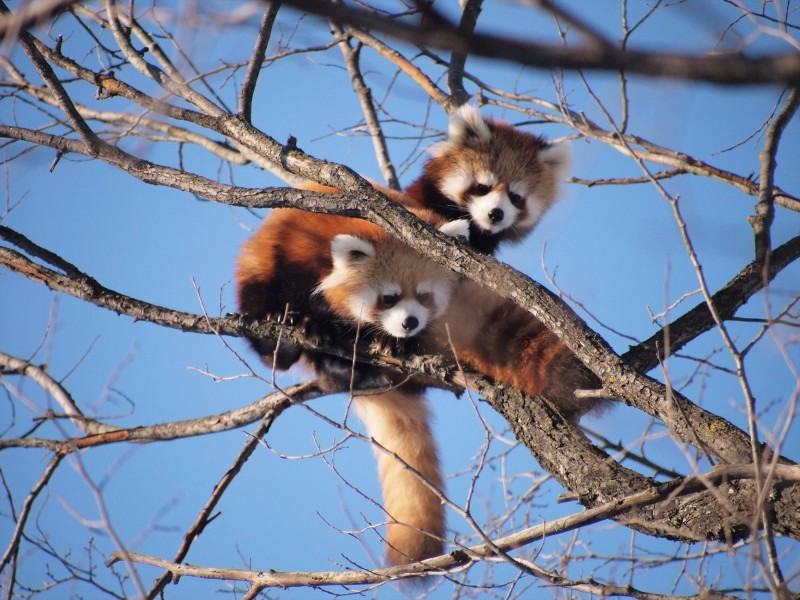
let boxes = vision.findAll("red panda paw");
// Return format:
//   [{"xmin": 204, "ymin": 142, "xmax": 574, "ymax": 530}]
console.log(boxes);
[
  {"xmin": 297, "ymin": 315, "xmax": 325, "ymax": 346},
  {"xmin": 372, "ymin": 336, "xmax": 419, "ymax": 357}
]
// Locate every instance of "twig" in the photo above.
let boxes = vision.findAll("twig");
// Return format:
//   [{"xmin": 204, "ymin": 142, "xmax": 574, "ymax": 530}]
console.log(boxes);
[
  {"xmin": 331, "ymin": 23, "xmax": 400, "ymax": 189},
  {"xmin": 623, "ymin": 234, "xmax": 800, "ymax": 372},
  {"xmin": 345, "ymin": 27, "xmax": 449, "ymax": 108},
  {"xmin": 3, "ymin": 0, "xmax": 101, "ymax": 156},
  {"xmin": 0, "ymin": 453, "xmax": 64, "ymax": 574},
  {"xmin": 446, "ymin": 0, "xmax": 483, "ymax": 109},
  {"xmin": 238, "ymin": 1, "xmax": 281, "ymax": 123},
  {"xmin": 102, "ymin": 0, "xmax": 224, "ymax": 116},
  {"xmin": 146, "ymin": 383, "xmax": 309, "ymax": 598},
  {"xmin": 751, "ymin": 86, "xmax": 800, "ymax": 261}
]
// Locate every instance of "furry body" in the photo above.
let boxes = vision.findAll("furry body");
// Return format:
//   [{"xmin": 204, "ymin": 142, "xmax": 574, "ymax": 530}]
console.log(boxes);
[
  {"xmin": 235, "ymin": 206, "xmax": 459, "ymax": 564},
  {"xmin": 236, "ymin": 207, "xmax": 459, "ymax": 391},
  {"xmin": 430, "ymin": 281, "xmax": 606, "ymax": 421}
]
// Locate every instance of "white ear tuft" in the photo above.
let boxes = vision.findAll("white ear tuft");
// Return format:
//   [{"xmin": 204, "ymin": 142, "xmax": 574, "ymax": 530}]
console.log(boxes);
[
  {"xmin": 438, "ymin": 219, "xmax": 471, "ymax": 239},
  {"xmin": 449, "ymin": 104, "xmax": 491, "ymax": 146},
  {"xmin": 540, "ymin": 143, "xmax": 571, "ymax": 182},
  {"xmin": 330, "ymin": 235, "xmax": 376, "ymax": 268}
]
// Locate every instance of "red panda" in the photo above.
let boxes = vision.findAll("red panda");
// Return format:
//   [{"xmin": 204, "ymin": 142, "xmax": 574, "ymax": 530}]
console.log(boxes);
[
  {"xmin": 405, "ymin": 105, "xmax": 571, "ymax": 254},
  {"xmin": 292, "ymin": 106, "xmax": 569, "ymax": 257},
  {"xmin": 236, "ymin": 206, "xmax": 465, "ymax": 566}
]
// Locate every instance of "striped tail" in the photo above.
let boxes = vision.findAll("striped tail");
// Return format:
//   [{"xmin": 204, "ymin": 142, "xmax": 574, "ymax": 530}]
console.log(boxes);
[{"xmin": 353, "ymin": 390, "xmax": 445, "ymax": 565}]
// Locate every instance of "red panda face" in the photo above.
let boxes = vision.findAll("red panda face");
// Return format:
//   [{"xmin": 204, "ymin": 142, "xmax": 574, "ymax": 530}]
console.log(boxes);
[
  {"xmin": 426, "ymin": 105, "xmax": 571, "ymax": 239},
  {"xmin": 316, "ymin": 229, "xmax": 462, "ymax": 339}
]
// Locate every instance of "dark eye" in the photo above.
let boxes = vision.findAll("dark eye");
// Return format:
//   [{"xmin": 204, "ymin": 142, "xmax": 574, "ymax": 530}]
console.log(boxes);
[
  {"xmin": 380, "ymin": 294, "xmax": 399, "ymax": 308},
  {"xmin": 509, "ymin": 192, "xmax": 525, "ymax": 208},
  {"xmin": 469, "ymin": 183, "xmax": 491, "ymax": 197},
  {"xmin": 417, "ymin": 292, "xmax": 432, "ymax": 306}
]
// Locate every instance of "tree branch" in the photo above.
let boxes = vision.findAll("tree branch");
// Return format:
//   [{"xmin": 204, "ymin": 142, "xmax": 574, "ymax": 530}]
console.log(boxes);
[
  {"xmin": 238, "ymin": 1, "xmax": 281, "ymax": 123},
  {"xmin": 282, "ymin": 0, "xmax": 800, "ymax": 85},
  {"xmin": 331, "ymin": 23, "xmax": 400, "ymax": 189},
  {"xmin": 751, "ymin": 87, "xmax": 800, "ymax": 261},
  {"xmin": 624, "ymin": 234, "xmax": 800, "ymax": 372},
  {"xmin": 110, "ymin": 462, "xmax": 800, "ymax": 591}
]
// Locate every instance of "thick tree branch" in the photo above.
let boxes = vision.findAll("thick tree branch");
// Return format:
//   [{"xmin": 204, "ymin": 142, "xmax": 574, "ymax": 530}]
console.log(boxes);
[
  {"xmin": 3, "ymin": 98, "xmax": 797, "ymax": 487},
  {"xmin": 282, "ymin": 0, "xmax": 800, "ymax": 85},
  {"xmin": 4, "ymin": 225, "xmax": 800, "ymax": 544},
  {"xmin": 623, "ymin": 234, "xmax": 800, "ymax": 373}
]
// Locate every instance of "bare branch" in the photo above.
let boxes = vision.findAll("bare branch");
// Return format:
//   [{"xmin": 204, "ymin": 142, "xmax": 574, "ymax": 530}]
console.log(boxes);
[
  {"xmin": 238, "ymin": 1, "xmax": 282, "ymax": 123},
  {"xmin": 446, "ymin": 0, "xmax": 483, "ymax": 108},
  {"xmin": 751, "ymin": 87, "xmax": 800, "ymax": 261},
  {"xmin": 331, "ymin": 24, "xmax": 400, "ymax": 189},
  {"xmin": 0, "ymin": 453, "xmax": 64, "ymax": 574},
  {"xmin": 147, "ymin": 382, "xmax": 317, "ymax": 597},
  {"xmin": 111, "ymin": 462, "xmax": 800, "ymax": 590},
  {"xmin": 282, "ymin": 0, "xmax": 800, "ymax": 85},
  {"xmin": 623, "ymin": 234, "xmax": 800, "ymax": 372}
]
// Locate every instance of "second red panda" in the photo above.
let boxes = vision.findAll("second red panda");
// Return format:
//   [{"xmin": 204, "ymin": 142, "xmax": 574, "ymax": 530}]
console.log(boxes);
[
  {"xmin": 294, "ymin": 105, "xmax": 570, "ymax": 256},
  {"xmin": 405, "ymin": 105, "xmax": 571, "ymax": 254}
]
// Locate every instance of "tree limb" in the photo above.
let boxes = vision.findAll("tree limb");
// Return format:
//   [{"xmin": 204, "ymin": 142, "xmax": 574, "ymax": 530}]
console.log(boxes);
[{"xmin": 282, "ymin": 0, "xmax": 800, "ymax": 85}]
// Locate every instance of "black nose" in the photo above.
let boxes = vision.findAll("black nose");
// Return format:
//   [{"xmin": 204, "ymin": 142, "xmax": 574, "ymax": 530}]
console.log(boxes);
[
  {"xmin": 488, "ymin": 208, "xmax": 504, "ymax": 224},
  {"xmin": 402, "ymin": 316, "xmax": 419, "ymax": 332}
]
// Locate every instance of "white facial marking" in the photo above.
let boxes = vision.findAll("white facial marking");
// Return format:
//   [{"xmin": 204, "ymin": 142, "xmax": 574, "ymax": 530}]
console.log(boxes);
[
  {"xmin": 440, "ymin": 172, "xmax": 471, "ymax": 203},
  {"xmin": 379, "ymin": 300, "xmax": 428, "ymax": 338},
  {"xmin": 418, "ymin": 280, "xmax": 454, "ymax": 318},
  {"xmin": 469, "ymin": 190, "xmax": 519, "ymax": 234},
  {"xmin": 345, "ymin": 289, "xmax": 378, "ymax": 322}
]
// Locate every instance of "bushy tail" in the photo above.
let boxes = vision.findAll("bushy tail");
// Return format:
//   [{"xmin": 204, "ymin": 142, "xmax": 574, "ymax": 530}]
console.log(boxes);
[{"xmin": 353, "ymin": 390, "xmax": 445, "ymax": 565}]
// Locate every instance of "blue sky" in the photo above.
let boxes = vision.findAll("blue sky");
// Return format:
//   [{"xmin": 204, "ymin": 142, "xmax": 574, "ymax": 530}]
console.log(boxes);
[{"xmin": 1, "ymin": 1, "xmax": 799, "ymax": 598}]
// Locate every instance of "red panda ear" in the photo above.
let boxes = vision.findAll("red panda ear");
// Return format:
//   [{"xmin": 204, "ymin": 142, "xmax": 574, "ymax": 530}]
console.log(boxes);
[
  {"xmin": 428, "ymin": 105, "xmax": 491, "ymax": 158},
  {"xmin": 540, "ymin": 142, "xmax": 571, "ymax": 182},
  {"xmin": 448, "ymin": 104, "xmax": 491, "ymax": 146},
  {"xmin": 330, "ymin": 234, "xmax": 376, "ymax": 268}
]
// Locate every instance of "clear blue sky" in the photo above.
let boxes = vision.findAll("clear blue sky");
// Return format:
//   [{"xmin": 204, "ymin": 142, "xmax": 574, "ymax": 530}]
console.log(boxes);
[{"xmin": 1, "ymin": 1, "xmax": 798, "ymax": 598}]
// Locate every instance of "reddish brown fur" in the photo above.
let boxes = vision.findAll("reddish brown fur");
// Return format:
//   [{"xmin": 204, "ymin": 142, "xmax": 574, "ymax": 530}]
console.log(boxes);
[
  {"xmin": 429, "ymin": 280, "xmax": 606, "ymax": 420},
  {"xmin": 353, "ymin": 390, "xmax": 444, "ymax": 565},
  {"xmin": 235, "ymin": 202, "xmax": 451, "ymax": 566},
  {"xmin": 404, "ymin": 109, "xmax": 567, "ymax": 254}
]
